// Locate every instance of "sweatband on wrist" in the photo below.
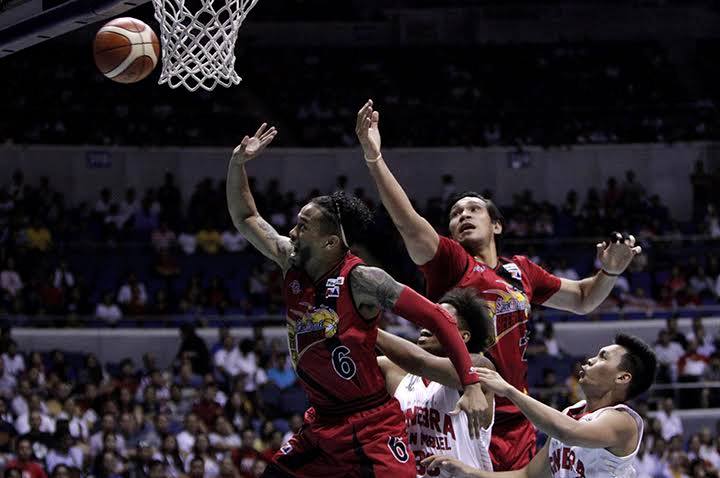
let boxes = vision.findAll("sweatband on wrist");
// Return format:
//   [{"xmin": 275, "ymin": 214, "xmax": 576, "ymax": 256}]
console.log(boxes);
[{"xmin": 391, "ymin": 286, "xmax": 480, "ymax": 387}]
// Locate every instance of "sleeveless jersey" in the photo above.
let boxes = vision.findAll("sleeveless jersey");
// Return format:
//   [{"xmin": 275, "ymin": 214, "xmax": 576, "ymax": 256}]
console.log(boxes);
[
  {"xmin": 394, "ymin": 374, "xmax": 493, "ymax": 477},
  {"xmin": 419, "ymin": 236, "xmax": 561, "ymax": 424},
  {"xmin": 548, "ymin": 401, "xmax": 643, "ymax": 478},
  {"xmin": 283, "ymin": 253, "xmax": 390, "ymax": 415}
]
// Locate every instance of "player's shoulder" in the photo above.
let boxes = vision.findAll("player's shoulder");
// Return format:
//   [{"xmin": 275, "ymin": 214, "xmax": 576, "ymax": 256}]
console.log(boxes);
[{"xmin": 438, "ymin": 234, "xmax": 472, "ymax": 256}]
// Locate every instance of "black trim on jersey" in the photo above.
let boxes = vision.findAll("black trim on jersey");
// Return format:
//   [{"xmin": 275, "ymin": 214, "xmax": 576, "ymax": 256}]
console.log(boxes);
[
  {"xmin": 345, "ymin": 263, "xmax": 380, "ymax": 324},
  {"xmin": 352, "ymin": 427, "xmax": 376, "ymax": 478},
  {"xmin": 494, "ymin": 257, "xmax": 526, "ymax": 294}
]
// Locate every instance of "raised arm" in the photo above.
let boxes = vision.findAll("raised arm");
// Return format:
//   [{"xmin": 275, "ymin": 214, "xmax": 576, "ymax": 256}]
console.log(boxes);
[
  {"xmin": 543, "ymin": 234, "xmax": 642, "ymax": 314},
  {"xmin": 355, "ymin": 100, "xmax": 439, "ymax": 265},
  {"xmin": 376, "ymin": 330, "xmax": 494, "ymax": 428},
  {"xmin": 475, "ymin": 368, "xmax": 638, "ymax": 452},
  {"xmin": 350, "ymin": 265, "xmax": 487, "ymax": 438},
  {"xmin": 376, "ymin": 330, "xmax": 487, "ymax": 390},
  {"xmin": 226, "ymin": 124, "xmax": 293, "ymax": 272}
]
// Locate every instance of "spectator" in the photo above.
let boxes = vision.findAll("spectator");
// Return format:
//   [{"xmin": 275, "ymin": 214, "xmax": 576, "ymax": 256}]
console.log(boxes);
[
  {"xmin": 665, "ymin": 316, "xmax": 688, "ymax": 349},
  {"xmin": 89, "ymin": 413, "xmax": 126, "ymax": 459},
  {"xmin": 688, "ymin": 267, "xmax": 715, "ymax": 302},
  {"xmin": 205, "ymin": 277, "xmax": 230, "ymax": 313},
  {"xmin": 117, "ymin": 273, "xmax": 148, "ymax": 310},
  {"xmin": 197, "ymin": 222, "xmax": 222, "ymax": 255},
  {"xmin": 0, "ymin": 360, "xmax": 17, "ymax": 399},
  {"xmin": 177, "ymin": 413, "xmax": 203, "ymax": 455},
  {"xmin": 178, "ymin": 225, "xmax": 198, "ymax": 255},
  {"xmin": 94, "ymin": 188, "xmax": 112, "ymax": 218},
  {"xmin": 214, "ymin": 335, "xmax": 241, "ymax": 381},
  {"xmin": 151, "ymin": 221, "xmax": 177, "ymax": 253},
  {"xmin": 24, "ymin": 219, "xmax": 52, "ymax": 252},
  {"xmin": 654, "ymin": 330, "xmax": 685, "ymax": 383},
  {"xmin": 656, "ymin": 398, "xmax": 683, "ymax": 441},
  {"xmin": 221, "ymin": 227, "xmax": 247, "ymax": 252},
  {"xmin": 265, "ymin": 354, "xmax": 295, "ymax": 391},
  {"xmin": 209, "ymin": 416, "xmax": 241, "ymax": 453},
  {"xmin": 192, "ymin": 384, "xmax": 224, "ymax": 429},
  {"xmin": 52, "ymin": 262, "xmax": 74, "ymax": 291},
  {"xmin": 5, "ymin": 437, "xmax": 48, "ymax": 478},
  {"xmin": 678, "ymin": 340, "xmax": 709, "ymax": 380},
  {"xmin": 185, "ymin": 434, "xmax": 219, "ymax": 478},
  {"xmin": 160, "ymin": 434, "xmax": 184, "ymax": 478},
  {"xmin": 176, "ymin": 324, "xmax": 210, "ymax": 375},
  {"xmin": 120, "ymin": 188, "xmax": 140, "ymax": 226},
  {"xmin": 2, "ymin": 340, "xmax": 25, "ymax": 378},
  {"xmin": 0, "ymin": 258, "xmax": 23, "ymax": 300},
  {"xmin": 236, "ymin": 340, "xmax": 265, "ymax": 396},
  {"xmin": 45, "ymin": 432, "xmax": 83, "ymax": 471},
  {"xmin": 95, "ymin": 293, "xmax": 123, "ymax": 325}
]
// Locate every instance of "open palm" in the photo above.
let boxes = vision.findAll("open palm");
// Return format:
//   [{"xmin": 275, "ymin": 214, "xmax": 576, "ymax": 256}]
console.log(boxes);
[{"xmin": 232, "ymin": 123, "xmax": 278, "ymax": 164}]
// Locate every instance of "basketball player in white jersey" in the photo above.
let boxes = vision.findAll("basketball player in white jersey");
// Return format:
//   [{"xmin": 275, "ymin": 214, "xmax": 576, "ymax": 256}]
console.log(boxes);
[
  {"xmin": 377, "ymin": 288, "xmax": 497, "ymax": 477},
  {"xmin": 422, "ymin": 333, "xmax": 657, "ymax": 478}
]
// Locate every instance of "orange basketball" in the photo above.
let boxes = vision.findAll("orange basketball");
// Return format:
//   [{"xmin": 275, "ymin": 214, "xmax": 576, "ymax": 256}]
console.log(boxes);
[{"xmin": 93, "ymin": 17, "xmax": 160, "ymax": 83}]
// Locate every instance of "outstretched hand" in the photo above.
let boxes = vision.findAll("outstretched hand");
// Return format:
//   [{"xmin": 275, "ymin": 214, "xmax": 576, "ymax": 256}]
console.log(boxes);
[
  {"xmin": 232, "ymin": 123, "xmax": 278, "ymax": 164},
  {"xmin": 355, "ymin": 100, "xmax": 382, "ymax": 161},
  {"xmin": 470, "ymin": 367, "xmax": 514, "ymax": 397},
  {"xmin": 597, "ymin": 233, "xmax": 642, "ymax": 275},
  {"xmin": 421, "ymin": 455, "xmax": 478, "ymax": 477}
]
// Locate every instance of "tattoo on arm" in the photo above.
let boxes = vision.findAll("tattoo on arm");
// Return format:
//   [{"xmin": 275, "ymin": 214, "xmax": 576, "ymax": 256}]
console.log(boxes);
[
  {"xmin": 351, "ymin": 266, "xmax": 403, "ymax": 309},
  {"xmin": 244, "ymin": 216, "xmax": 293, "ymax": 269}
]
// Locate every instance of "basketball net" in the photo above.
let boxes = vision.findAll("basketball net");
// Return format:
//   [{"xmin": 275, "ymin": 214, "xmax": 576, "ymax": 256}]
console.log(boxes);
[{"xmin": 152, "ymin": 0, "xmax": 259, "ymax": 91}]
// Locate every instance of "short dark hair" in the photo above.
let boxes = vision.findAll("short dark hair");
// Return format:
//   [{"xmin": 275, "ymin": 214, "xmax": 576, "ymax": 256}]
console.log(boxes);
[
  {"xmin": 615, "ymin": 333, "xmax": 657, "ymax": 400},
  {"xmin": 311, "ymin": 191, "xmax": 373, "ymax": 248},
  {"xmin": 438, "ymin": 288, "xmax": 495, "ymax": 353}
]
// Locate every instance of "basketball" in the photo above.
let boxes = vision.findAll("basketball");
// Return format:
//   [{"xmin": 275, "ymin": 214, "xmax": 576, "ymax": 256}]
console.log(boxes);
[{"xmin": 93, "ymin": 17, "xmax": 160, "ymax": 83}]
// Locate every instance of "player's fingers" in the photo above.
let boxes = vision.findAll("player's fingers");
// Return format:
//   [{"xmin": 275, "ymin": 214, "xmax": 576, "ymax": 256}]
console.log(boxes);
[
  {"xmin": 632, "ymin": 246, "xmax": 642, "ymax": 255},
  {"xmin": 371, "ymin": 110, "xmax": 380, "ymax": 126},
  {"xmin": 254, "ymin": 123, "xmax": 267, "ymax": 137},
  {"xmin": 628, "ymin": 234, "xmax": 636, "ymax": 247},
  {"xmin": 420, "ymin": 455, "xmax": 443, "ymax": 468},
  {"xmin": 260, "ymin": 127, "xmax": 276, "ymax": 141}
]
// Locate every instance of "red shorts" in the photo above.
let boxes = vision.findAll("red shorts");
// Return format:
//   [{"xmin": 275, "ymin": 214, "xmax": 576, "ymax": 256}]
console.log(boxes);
[
  {"xmin": 265, "ymin": 399, "xmax": 416, "ymax": 478},
  {"xmin": 490, "ymin": 416, "xmax": 537, "ymax": 471}
]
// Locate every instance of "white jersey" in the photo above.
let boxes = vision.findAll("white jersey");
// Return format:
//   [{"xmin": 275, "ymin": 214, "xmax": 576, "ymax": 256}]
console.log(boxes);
[
  {"xmin": 548, "ymin": 400, "xmax": 643, "ymax": 478},
  {"xmin": 394, "ymin": 374, "xmax": 493, "ymax": 477}
]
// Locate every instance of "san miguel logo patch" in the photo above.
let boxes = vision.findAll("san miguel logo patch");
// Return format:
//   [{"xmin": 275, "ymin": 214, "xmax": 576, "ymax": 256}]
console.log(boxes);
[{"xmin": 325, "ymin": 276, "xmax": 345, "ymax": 299}]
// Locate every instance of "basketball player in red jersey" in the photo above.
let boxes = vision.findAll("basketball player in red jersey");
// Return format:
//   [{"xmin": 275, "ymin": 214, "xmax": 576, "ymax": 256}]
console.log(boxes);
[
  {"xmin": 226, "ymin": 124, "xmax": 488, "ymax": 478},
  {"xmin": 355, "ymin": 101, "xmax": 643, "ymax": 471}
]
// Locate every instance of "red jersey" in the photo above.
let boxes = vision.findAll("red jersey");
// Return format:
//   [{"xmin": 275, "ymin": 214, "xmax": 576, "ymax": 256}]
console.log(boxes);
[
  {"xmin": 283, "ymin": 253, "xmax": 390, "ymax": 415},
  {"xmin": 419, "ymin": 236, "xmax": 561, "ymax": 424},
  {"xmin": 5, "ymin": 460, "xmax": 48, "ymax": 478}
]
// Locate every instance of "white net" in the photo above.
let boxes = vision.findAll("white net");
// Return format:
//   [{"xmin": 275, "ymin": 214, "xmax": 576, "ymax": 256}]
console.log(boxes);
[{"xmin": 152, "ymin": 0, "xmax": 259, "ymax": 91}]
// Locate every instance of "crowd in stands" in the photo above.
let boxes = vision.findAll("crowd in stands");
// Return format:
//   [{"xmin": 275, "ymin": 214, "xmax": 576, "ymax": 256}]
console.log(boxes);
[
  {"xmin": 0, "ymin": 324, "xmax": 309, "ymax": 477},
  {"xmin": 0, "ymin": 37, "xmax": 718, "ymax": 148},
  {"xmin": 1, "ymin": 161, "xmax": 720, "ymax": 321},
  {"xmin": 0, "ymin": 318, "xmax": 714, "ymax": 477}
]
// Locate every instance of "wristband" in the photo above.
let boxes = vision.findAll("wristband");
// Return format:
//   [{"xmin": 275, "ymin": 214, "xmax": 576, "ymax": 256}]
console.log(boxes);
[
  {"xmin": 364, "ymin": 154, "xmax": 382, "ymax": 163},
  {"xmin": 600, "ymin": 269, "xmax": 620, "ymax": 277}
]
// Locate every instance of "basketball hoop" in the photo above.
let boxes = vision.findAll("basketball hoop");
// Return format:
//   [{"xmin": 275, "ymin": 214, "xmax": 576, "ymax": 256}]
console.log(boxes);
[{"xmin": 151, "ymin": 0, "xmax": 259, "ymax": 91}]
